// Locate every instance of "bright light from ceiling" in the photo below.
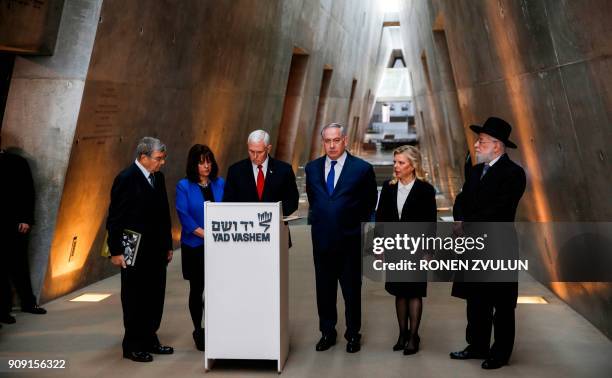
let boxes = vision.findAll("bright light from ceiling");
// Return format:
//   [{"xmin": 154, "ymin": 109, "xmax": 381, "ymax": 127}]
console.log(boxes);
[
  {"xmin": 517, "ymin": 296, "xmax": 548, "ymax": 304},
  {"xmin": 70, "ymin": 293, "xmax": 112, "ymax": 302},
  {"xmin": 379, "ymin": 0, "xmax": 400, "ymax": 13}
]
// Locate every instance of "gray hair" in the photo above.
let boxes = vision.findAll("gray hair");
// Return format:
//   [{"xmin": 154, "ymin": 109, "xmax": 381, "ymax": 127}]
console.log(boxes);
[
  {"xmin": 320, "ymin": 122, "xmax": 346, "ymax": 137},
  {"xmin": 136, "ymin": 136, "xmax": 166, "ymax": 158},
  {"xmin": 247, "ymin": 129, "xmax": 270, "ymax": 145}
]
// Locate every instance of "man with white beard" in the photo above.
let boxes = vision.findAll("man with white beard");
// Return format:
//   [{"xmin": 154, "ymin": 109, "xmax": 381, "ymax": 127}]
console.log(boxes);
[{"xmin": 450, "ymin": 117, "xmax": 526, "ymax": 370}]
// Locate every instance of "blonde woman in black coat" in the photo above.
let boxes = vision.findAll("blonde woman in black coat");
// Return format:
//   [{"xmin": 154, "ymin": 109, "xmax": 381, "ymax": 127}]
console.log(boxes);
[{"xmin": 375, "ymin": 145, "xmax": 437, "ymax": 355}]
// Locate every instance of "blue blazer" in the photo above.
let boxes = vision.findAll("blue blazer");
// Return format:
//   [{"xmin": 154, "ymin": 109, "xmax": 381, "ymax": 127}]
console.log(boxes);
[
  {"xmin": 176, "ymin": 177, "xmax": 225, "ymax": 247},
  {"xmin": 305, "ymin": 153, "xmax": 378, "ymax": 252}
]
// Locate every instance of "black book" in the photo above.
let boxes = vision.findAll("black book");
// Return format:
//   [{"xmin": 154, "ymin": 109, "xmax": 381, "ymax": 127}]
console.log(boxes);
[
  {"xmin": 101, "ymin": 229, "xmax": 142, "ymax": 266},
  {"xmin": 121, "ymin": 229, "xmax": 142, "ymax": 266}
]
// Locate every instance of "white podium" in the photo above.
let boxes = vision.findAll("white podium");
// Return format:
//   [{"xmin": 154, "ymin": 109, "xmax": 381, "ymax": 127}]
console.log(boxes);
[{"xmin": 204, "ymin": 202, "xmax": 289, "ymax": 372}]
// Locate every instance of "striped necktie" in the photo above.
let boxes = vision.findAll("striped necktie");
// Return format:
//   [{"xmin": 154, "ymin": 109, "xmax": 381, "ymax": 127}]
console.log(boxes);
[{"xmin": 480, "ymin": 164, "xmax": 490, "ymax": 180}]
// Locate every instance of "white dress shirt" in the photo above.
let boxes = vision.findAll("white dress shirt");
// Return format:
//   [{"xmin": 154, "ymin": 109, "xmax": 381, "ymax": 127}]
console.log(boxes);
[
  {"xmin": 488, "ymin": 154, "xmax": 502, "ymax": 167},
  {"xmin": 252, "ymin": 156, "xmax": 269, "ymax": 182},
  {"xmin": 396, "ymin": 178, "xmax": 415, "ymax": 219},
  {"xmin": 134, "ymin": 159, "xmax": 154, "ymax": 186},
  {"xmin": 324, "ymin": 151, "xmax": 347, "ymax": 188}
]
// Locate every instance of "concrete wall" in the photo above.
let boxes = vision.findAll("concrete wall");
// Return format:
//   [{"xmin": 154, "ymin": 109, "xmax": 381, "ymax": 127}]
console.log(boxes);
[
  {"xmin": 1, "ymin": 0, "xmax": 103, "ymax": 301},
  {"xmin": 11, "ymin": 0, "xmax": 389, "ymax": 301},
  {"xmin": 0, "ymin": 0, "xmax": 65, "ymax": 54},
  {"xmin": 398, "ymin": 0, "xmax": 612, "ymax": 338}
]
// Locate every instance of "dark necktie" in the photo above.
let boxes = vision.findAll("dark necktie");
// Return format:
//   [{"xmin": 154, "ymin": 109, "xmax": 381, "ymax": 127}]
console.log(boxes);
[
  {"xmin": 256, "ymin": 165, "xmax": 264, "ymax": 200},
  {"xmin": 148, "ymin": 173, "xmax": 155, "ymax": 188},
  {"xmin": 326, "ymin": 160, "xmax": 337, "ymax": 195},
  {"xmin": 480, "ymin": 164, "xmax": 490, "ymax": 180}
]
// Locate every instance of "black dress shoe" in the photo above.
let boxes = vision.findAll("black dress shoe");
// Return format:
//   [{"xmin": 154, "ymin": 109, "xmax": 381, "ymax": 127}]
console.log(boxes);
[
  {"xmin": 482, "ymin": 358, "xmax": 506, "ymax": 369},
  {"xmin": 346, "ymin": 336, "xmax": 361, "ymax": 353},
  {"xmin": 149, "ymin": 344, "xmax": 174, "ymax": 354},
  {"xmin": 0, "ymin": 314, "xmax": 16, "ymax": 324},
  {"xmin": 21, "ymin": 305, "xmax": 47, "ymax": 315},
  {"xmin": 315, "ymin": 334, "xmax": 336, "ymax": 351},
  {"xmin": 449, "ymin": 347, "xmax": 489, "ymax": 360},
  {"xmin": 193, "ymin": 328, "xmax": 204, "ymax": 351},
  {"xmin": 403, "ymin": 334, "xmax": 420, "ymax": 355},
  {"xmin": 123, "ymin": 351, "xmax": 153, "ymax": 362}
]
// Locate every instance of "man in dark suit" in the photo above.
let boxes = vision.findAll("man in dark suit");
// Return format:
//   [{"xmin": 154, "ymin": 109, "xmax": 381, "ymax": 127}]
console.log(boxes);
[
  {"xmin": 450, "ymin": 117, "xmax": 526, "ymax": 369},
  {"xmin": 106, "ymin": 137, "xmax": 174, "ymax": 363},
  {"xmin": 305, "ymin": 122, "xmax": 378, "ymax": 353},
  {"xmin": 223, "ymin": 129, "xmax": 299, "ymax": 218},
  {"xmin": 0, "ymin": 134, "xmax": 47, "ymax": 325}
]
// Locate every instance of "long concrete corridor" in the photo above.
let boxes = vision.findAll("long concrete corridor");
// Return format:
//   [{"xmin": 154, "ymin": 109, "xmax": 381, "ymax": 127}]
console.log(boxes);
[{"xmin": 1, "ymin": 226, "xmax": 610, "ymax": 378}]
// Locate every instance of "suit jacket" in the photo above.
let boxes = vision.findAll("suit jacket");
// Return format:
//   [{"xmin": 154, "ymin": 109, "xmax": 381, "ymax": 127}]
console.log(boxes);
[
  {"xmin": 375, "ymin": 179, "xmax": 437, "ymax": 223},
  {"xmin": 0, "ymin": 151, "xmax": 35, "ymax": 228},
  {"xmin": 222, "ymin": 157, "xmax": 299, "ymax": 217},
  {"xmin": 305, "ymin": 153, "xmax": 378, "ymax": 252},
  {"xmin": 106, "ymin": 163, "xmax": 173, "ymax": 266},
  {"xmin": 451, "ymin": 153, "xmax": 526, "ymax": 304},
  {"xmin": 175, "ymin": 176, "xmax": 225, "ymax": 248}
]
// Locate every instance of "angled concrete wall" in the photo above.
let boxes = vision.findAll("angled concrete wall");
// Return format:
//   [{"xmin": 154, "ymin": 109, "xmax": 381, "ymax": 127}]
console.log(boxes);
[
  {"xmin": 398, "ymin": 0, "xmax": 612, "ymax": 338},
  {"xmin": 1, "ymin": 0, "xmax": 103, "ymax": 301},
  {"xmin": 30, "ymin": 0, "xmax": 389, "ymax": 301}
]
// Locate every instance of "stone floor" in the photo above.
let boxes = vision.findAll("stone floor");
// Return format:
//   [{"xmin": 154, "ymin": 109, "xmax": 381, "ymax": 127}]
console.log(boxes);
[{"xmin": 1, "ymin": 225, "xmax": 611, "ymax": 378}]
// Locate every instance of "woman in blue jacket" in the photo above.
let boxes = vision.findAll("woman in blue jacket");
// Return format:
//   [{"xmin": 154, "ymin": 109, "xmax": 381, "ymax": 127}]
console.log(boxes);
[{"xmin": 176, "ymin": 144, "xmax": 224, "ymax": 351}]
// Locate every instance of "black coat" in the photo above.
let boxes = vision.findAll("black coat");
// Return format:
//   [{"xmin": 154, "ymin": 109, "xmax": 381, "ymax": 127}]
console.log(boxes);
[
  {"xmin": 0, "ymin": 151, "xmax": 34, "ymax": 228},
  {"xmin": 453, "ymin": 154, "xmax": 525, "ymax": 222},
  {"xmin": 223, "ymin": 156, "xmax": 299, "ymax": 217},
  {"xmin": 376, "ymin": 178, "xmax": 437, "ymax": 223},
  {"xmin": 106, "ymin": 163, "xmax": 173, "ymax": 266},
  {"xmin": 451, "ymin": 153, "xmax": 526, "ymax": 304},
  {"xmin": 376, "ymin": 179, "xmax": 437, "ymax": 297}
]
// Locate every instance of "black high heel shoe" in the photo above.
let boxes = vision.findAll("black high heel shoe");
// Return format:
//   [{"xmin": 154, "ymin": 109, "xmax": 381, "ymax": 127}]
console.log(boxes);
[
  {"xmin": 392, "ymin": 332, "xmax": 408, "ymax": 351},
  {"xmin": 403, "ymin": 334, "xmax": 420, "ymax": 355},
  {"xmin": 193, "ymin": 328, "xmax": 204, "ymax": 351}
]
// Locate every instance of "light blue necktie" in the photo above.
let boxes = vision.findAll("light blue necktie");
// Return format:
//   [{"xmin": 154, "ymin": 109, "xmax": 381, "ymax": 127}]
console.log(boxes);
[{"xmin": 326, "ymin": 160, "xmax": 337, "ymax": 195}]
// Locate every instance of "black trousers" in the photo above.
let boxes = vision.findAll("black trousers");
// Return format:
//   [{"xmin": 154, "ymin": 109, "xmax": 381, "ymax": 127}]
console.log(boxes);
[
  {"xmin": 181, "ymin": 244, "xmax": 204, "ymax": 332},
  {"xmin": 313, "ymin": 242, "xmax": 362, "ymax": 339},
  {"xmin": 120, "ymin": 259, "xmax": 167, "ymax": 352},
  {"xmin": 465, "ymin": 297, "xmax": 515, "ymax": 362},
  {"xmin": 0, "ymin": 226, "xmax": 36, "ymax": 314}
]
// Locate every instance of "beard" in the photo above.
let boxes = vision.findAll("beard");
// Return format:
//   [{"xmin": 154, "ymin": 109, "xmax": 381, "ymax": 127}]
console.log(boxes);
[{"xmin": 476, "ymin": 150, "xmax": 495, "ymax": 164}]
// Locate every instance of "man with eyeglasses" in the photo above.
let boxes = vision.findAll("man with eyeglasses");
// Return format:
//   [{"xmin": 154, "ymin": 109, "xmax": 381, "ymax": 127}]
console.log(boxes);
[
  {"xmin": 305, "ymin": 123, "xmax": 378, "ymax": 353},
  {"xmin": 106, "ymin": 136, "xmax": 174, "ymax": 362},
  {"xmin": 450, "ymin": 117, "xmax": 526, "ymax": 369}
]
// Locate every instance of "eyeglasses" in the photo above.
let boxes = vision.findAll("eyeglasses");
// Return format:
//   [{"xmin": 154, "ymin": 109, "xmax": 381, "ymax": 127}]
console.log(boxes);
[
  {"xmin": 475, "ymin": 138, "xmax": 499, "ymax": 145},
  {"xmin": 149, "ymin": 155, "xmax": 167, "ymax": 162}
]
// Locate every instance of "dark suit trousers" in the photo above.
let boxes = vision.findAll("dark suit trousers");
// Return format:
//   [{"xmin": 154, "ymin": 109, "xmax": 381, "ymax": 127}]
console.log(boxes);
[
  {"xmin": 0, "ymin": 226, "xmax": 36, "ymax": 314},
  {"xmin": 466, "ymin": 297, "xmax": 515, "ymax": 362},
  {"xmin": 120, "ymin": 259, "xmax": 167, "ymax": 352},
  {"xmin": 313, "ymin": 241, "xmax": 362, "ymax": 339}
]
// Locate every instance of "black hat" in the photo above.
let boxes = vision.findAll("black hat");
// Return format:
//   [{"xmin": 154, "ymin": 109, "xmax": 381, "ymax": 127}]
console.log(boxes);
[{"xmin": 469, "ymin": 117, "xmax": 517, "ymax": 149}]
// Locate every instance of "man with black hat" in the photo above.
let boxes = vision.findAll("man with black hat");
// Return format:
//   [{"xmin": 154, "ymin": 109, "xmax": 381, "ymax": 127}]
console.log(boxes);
[{"xmin": 450, "ymin": 117, "xmax": 526, "ymax": 369}]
